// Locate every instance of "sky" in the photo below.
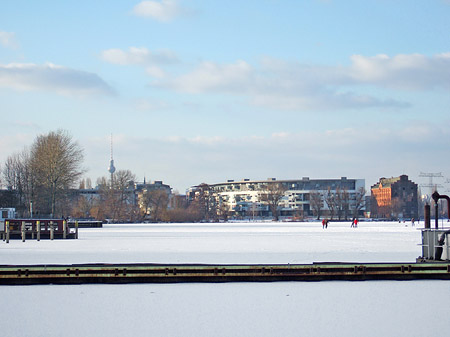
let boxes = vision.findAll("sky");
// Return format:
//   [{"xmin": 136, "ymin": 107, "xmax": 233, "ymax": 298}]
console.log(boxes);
[{"xmin": 1, "ymin": 0, "xmax": 450, "ymax": 194}]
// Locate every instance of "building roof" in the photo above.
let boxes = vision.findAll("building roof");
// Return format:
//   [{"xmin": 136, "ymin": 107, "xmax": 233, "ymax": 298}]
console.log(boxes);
[
  {"xmin": 207, "ymin": 177, "xmax": 363, "ymax": 191},
  {"xmin": 371, "ymin": 175, "xmax": 415, "ymax": 189},
  {"xmin": 377, "ymin": 177, "xmax": 401, "ymax": 188}
]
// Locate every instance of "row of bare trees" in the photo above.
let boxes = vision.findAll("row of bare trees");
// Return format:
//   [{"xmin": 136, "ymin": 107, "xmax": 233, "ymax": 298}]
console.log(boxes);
[
  {"xmin": 72, "ymin": 173, "xmax": 202, "ymax": 223},
  {"xmin": 310, "ymin": 187, "xmax": 366, "ymax": 220},
  {"xmin": 188, "ymin": 182, "xmax": 288, "ymax": 221},
  {"xmin": 188, "ymin": 183, "xmax": 229, "ymax": 222},
  {"xmin": 72, "ymin": 170, "xmax": 174, "ymax": 223},
  {"xmin": 2, "ymin": 130, "xmax": 84, "ymax": 218},
  {"xmin": 260, "ymin": 182, "xmax": 287, "ymax": 221}
]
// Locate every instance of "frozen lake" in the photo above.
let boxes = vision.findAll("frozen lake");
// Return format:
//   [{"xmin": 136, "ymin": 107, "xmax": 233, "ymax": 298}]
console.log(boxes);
[{"xmin": 1, "ymin": 221, "xmax": 449, "ymax": 337}]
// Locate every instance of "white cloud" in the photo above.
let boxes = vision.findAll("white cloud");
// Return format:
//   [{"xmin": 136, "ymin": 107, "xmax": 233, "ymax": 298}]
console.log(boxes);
[
  {"xmin": 134, "ymin": 97, "xmax": 171, "ymax": 111},
  {"xmin": 145, "ymin": 66, "xmax": 166, "ymax": 78},
  {"xmin": 101, "ymin": 47, "xmax": 178, "ymax": 66},
  {"xmin": 187, "ymin": 135, "xmax": 226, "ymax": 145},
  {"xmin": 0, "ymin": 31, "xmax": 19, "ymax": 49},
  {"xmin": 152, "ymin": 53, "xmax": 450, "ymax": 111},
  {"xmin": 0, "ymin": 63, "xmax": 115, "ymax": 97},
  {"xmin": 101, "ymin": 47, "xmax": 178, "ymax": 78},
  {"xmin": 165, "ymin": 60, "xmax": 253, "ymax": 94},
  {"xmin": 349, "ymin": 53, "xmax": 450, "ymax": 90},
  {"xmin": 132, "ymin": 0, "xmax": 185, "ymax": 22}
]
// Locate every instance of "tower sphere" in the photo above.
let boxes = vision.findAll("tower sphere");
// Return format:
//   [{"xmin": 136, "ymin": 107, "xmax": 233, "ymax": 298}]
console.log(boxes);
[{"xmin": 108, "ymin": 159, "xmax": 116, "ymax": 174}]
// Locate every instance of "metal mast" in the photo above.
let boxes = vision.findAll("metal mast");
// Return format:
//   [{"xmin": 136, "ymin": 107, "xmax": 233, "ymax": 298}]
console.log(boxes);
[{"xmin": 419, "ymin": 172, "xmax": 443, "ymax": 193}]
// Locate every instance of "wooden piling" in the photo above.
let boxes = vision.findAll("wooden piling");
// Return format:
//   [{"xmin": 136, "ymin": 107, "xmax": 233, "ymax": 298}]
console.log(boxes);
[
  {"xmin": 50, "ymin": 221, "xmax": 54, "ymax": 241},
  {"xmin": 435, "ymin": 202, "xmax": 439, "ymax": 229},
  {"xmin": 21, "ymin": 221, "xmax": 26, "ymax": 242},
  {"xmin": 425, "ymin": 204, "xmax": 431, "ymax": 229},
  {"xmin": 5, "ymin": 220, "xmax": 9, "ymax": 243},
  {"xmin": 37, "ymin": 221, "xmax": 40, "ymax": 241}
]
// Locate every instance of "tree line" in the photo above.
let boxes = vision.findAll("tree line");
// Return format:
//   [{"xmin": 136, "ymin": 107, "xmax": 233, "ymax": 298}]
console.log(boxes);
[
  {"xmin": 1, "ymin": 130, "xmax": 84, "ymax": 218},
  {"xmin": 1, "ymin": 129, "xmax": 367, "ymax": 222},
  {"xmin": 309, "ymin": 187, "xmax": 366, "ymax": 220},
  {"xmin": 0, "ymin": 130, "xmax": 211, "ymax": 222}
]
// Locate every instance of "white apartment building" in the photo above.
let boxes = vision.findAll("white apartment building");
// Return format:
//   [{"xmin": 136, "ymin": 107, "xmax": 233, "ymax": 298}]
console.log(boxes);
[{"xmin": 202, "ymin": 177, "xmax": 366, "ymax": 219}]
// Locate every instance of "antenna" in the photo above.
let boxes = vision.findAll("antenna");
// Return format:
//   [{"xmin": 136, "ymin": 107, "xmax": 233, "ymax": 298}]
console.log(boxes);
[{"xmin": 110, "ymin": 133, "xmax": 113, "ymax": 160}]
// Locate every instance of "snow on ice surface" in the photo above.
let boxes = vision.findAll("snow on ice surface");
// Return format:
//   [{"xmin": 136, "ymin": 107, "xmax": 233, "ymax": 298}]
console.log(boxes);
[
  {"xmin": 1, "ymin": 221, "xmax": 449, "ymax": 337},
  {"xmin": 0, "ymin": 221, "xmax": 422, "ymax": 265}
]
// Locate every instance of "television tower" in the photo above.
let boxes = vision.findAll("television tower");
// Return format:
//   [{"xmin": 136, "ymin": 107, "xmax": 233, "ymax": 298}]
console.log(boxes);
[{"xmin": 108, "ymin": 134, "xmax": 116, "ymax": 185}]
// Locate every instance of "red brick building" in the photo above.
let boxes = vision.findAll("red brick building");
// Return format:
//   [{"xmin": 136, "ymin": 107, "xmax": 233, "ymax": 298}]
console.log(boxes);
[{"xmin": 371, "ymin": 175, "xmax": 418, "ymax": 219}]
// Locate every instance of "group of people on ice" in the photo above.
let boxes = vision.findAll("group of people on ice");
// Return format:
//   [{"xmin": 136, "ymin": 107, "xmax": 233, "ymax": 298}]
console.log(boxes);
[{"xmin": 321, "ymin": 218, "xmax": 358, "ymax": 229}]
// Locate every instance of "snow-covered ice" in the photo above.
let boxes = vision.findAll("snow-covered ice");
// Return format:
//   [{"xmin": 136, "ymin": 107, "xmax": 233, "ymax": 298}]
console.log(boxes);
[{"xmin": 1, "ymin": 221, "xmax": 449, "ymax": 337}]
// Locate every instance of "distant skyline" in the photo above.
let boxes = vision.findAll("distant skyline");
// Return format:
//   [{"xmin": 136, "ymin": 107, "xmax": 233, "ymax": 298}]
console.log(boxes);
[{"xmin": 1, "ymin": 0, "xmax": 450, "ymax": 193}]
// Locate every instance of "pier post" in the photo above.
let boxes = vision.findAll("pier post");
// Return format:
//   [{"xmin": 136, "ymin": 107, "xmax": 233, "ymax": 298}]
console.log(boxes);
[
  {"xmin": 5, "ymin": 221, "xmax": 9, "ymax": 243},
  {"xmin": 21, "ymin": 221, "xmax": 26, "ymax": 242},
  {"xmin": 50, "ymin": 221, "xmax": 54, "ymax": 241},
  {"xmin": 424, "ymin": 205, "xmax": 431, "ymax": 229},
  {"xmin": 435, "ymin": 201, "xmax": 439, "ymax": 229},
  {"xmin": 37, "ymin": 221, "xmax": 40, "ymax": 241}
]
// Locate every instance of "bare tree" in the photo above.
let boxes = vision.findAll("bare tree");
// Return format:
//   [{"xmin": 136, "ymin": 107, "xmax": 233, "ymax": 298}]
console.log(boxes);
[
  {"xmin": 97, "ymin": 169, "xmax": 136, "ymax": 222},
  {"xmin": 30, "ymin": 130, "xmax": 84, "ymax": 217},
  {"xmin": 217, "ymin": 195, "xmax": 229, "ymax": 222},
  {"xmin": 71, "ymin": 195, "xmax": 93, "ymax": 218},
  {"xmin": 352, "ymin": 187, "xmax": 366, "ymax": 219},
  {"xmin": 79, "ymin": 179, "xmax": 86, "ymax": 189},
  {"xmin": 190, "ymin": 183, "xmax": 217, "ymax": 221},
  {"xmin": 2, "ymin": 148, "xmax": 35, "ymax": 216},
  {"xmin": 260, "ymin": 182, "xmax": 287, "ymax": 221},
  {"xmin": 391, "ymin": 197, "xmax": 405, "ymax": 220},
  {"xmin": 140, "ymin": 189, "xmax": 169, "ymax": 222},
  {"xmin": 336, "ymin": 188, "xmax": 350, "ymax": 220},
  {"xmin": 324, "ymin": 188, "xmax": 337, "ymax": 220},
  {"xmin": 163, "ymin": 193, "xmax": 203, "ymax": 223},
  {"xmin": 85, "ymin": 177, "xmax": 92, "ymax": 189},
  {"xmin": 309, "ymin": 191, "xmax": 323, "ymax": 220}
]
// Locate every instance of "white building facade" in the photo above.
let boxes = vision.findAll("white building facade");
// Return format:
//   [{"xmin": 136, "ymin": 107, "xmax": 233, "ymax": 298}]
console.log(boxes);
[{"xmin": 206, "ymin": 177, "xmax": 366, "ymax": 219}]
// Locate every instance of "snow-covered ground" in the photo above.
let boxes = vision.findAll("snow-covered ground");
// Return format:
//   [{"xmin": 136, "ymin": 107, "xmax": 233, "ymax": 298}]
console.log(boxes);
[{"xmin": 1, "ymin": 221, "xmax": 449, "ymax": 337}]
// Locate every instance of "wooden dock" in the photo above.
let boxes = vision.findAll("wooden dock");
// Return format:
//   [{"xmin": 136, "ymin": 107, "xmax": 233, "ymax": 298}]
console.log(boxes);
[
  {"xmin": 1, "ymin": 262, "xmax": 450, "ymax": 285},
  {"xmin": 2, "ymin": 219, "xmax": 78, "ymax": 242}
]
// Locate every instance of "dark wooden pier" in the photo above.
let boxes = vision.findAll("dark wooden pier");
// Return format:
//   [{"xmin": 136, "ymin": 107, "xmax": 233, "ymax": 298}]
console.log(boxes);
[
  {"xmin": 1, "ymin": 219, "xmax": 78, "ymax": 242},
  {"xmin": 1, "ymin": 262, "xmax": 450, "ymax": 285}
]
